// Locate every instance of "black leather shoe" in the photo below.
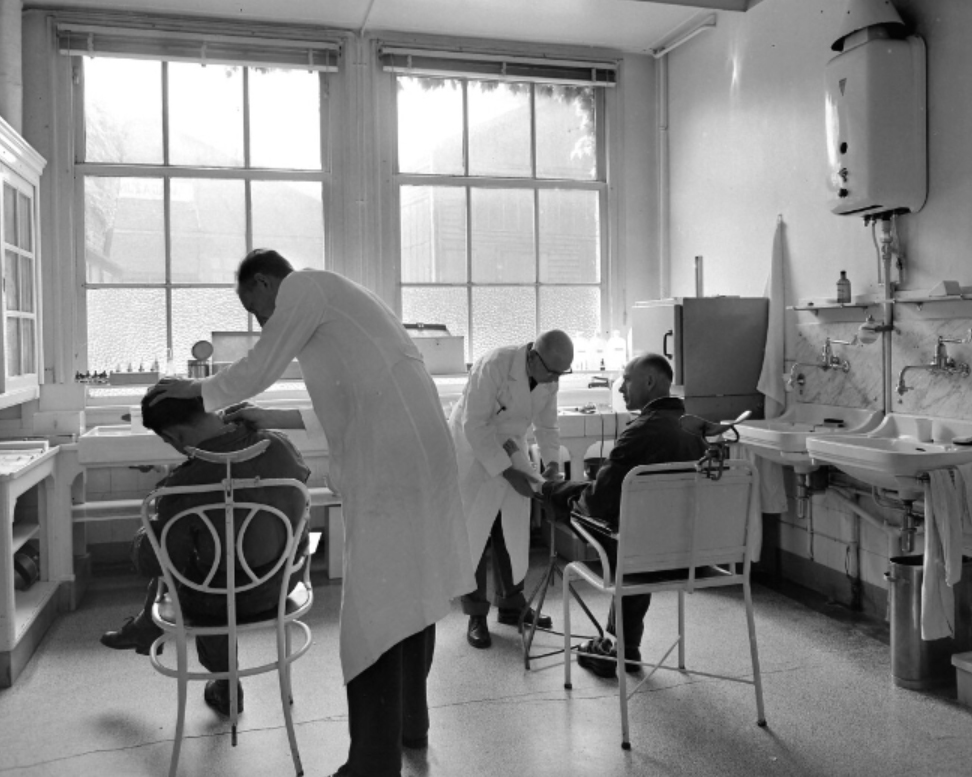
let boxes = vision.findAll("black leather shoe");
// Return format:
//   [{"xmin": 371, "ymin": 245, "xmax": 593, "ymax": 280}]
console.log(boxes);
[
  {"xmin": 497, "ymin": 607, "xmax": 553, "ymax": 630},
  {"xmin": 204, "ymin": 680, "xmax": 244, "ymax": 716},
  {"xmin": 467, "ymin": 615, "xmax": 492, "ymax": 649},
  {"xmin": 100, "ymin": 615, "xmax": 164, "ymax": 656},
  {"xmin": 576, "ymin": 637, "xmax": 619, "ymax": 678}
]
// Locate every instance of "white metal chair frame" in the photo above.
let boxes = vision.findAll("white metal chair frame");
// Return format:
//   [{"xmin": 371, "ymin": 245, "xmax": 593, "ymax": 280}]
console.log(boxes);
[
  {"xmin": 562, "ymin": 459, "xmax": 766, "ymax": 750},
  {"xmin": 138, "ymin": 439, "xmax": 316, "ymax": 777}
]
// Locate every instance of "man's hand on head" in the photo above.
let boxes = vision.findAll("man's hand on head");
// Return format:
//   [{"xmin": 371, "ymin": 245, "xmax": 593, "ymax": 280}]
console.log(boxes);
[{"xmin": 146, "ymin": 378, "xmax": 202, "ymax": 406}]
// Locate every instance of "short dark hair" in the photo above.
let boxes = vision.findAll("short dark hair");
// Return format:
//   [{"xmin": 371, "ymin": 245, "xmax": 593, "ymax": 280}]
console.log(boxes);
[
  {"xmin": 141, "ymin": 394, "xmax": 207, "ymax": 436},
  {"xmin": 637, "ymin": 352, "xmax": 674, "ymax": 383},
  {"xmin": 236, "ymin": 249, "xmax": 295, "ymax": 288}
]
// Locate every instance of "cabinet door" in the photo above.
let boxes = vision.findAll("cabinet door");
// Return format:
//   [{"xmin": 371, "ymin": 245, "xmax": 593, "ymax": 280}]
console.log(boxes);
[{"xmin": 1, "ymin": 171, "xmax": 39, "ymax": 393}]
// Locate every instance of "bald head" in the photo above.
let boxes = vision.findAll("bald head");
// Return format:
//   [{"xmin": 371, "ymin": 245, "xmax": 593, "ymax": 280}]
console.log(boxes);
[
  {"xmin": 618, "ymin": 352, "xmax": 673, "ymax": 410},
  {"xmin": 528, "ymin": 330, "xmax": 574, "ymax": 383}
]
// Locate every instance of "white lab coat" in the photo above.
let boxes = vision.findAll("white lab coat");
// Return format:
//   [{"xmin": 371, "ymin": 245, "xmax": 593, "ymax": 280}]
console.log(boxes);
[
  {"xmin": 448, "ymin": 344, "xmax": 561, "ymax": 583},
  {"xmin": 200, "ymin": 269, "xmax": 474, "ymax": 683}
]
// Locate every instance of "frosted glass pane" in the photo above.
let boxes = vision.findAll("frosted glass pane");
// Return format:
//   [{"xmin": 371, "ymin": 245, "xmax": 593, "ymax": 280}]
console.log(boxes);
[
  {"xmin": 252, "ymin": 181, "xmax": 325, "ymax": 270},
  {"xmin": 471, "ymin": 189, "xmax": 534, "ymax": 283},
  {"xmin": 171, "ymin": 179, "xmax": 246, "ymax": 283},
  {"xmin": 17, "ymin": 192, "xmax": 31, "ymax": 251},
  {"xmin": 84, "ymin": 57, "xmax": 163, "ymax": 165},
  {"xmin": 169, "ymin": 63, "xmax": 243, "ymax": 167},
  {"xmin": 469, "ymin": 81, "xmax": 530, "ymax": 178},
  {"xmin": 397, "ymin": 77, "xmax": 463, "ymax": 175},
  {"xmin": 539, "ymin": 287, "xmax": 600, "ymax": 340},
  {"xmin": 87, "ymin": 289, "xmax": 166, "ymax": 372},
  {"xmin": 401, "ymin": 186, "xmax": 466, "ymax": 283},
  {"xmin": 6, "ymin": 318, "xmax": 19, "ymax": 377},
  {"xmin": 20, "ymin": 256, "xmax": 34, "ymax": 313},
  {"xmin": 472, "ymin": 287, "xmax": 535, "ymax": 362},
  {"xmin": 539, "ymin": 190, "xmax": 600, "ymax": 283},
  {"xmin": 171, "ymin": 288, "xmax": 250, "ymax": 369},
  {"xmin": 401, "ymin": 287, "xmax": 468, "ymax": 345},
  {"xmin": 250, "ymin": 68, "xmax": 322, "ymax": 170},
  {"xmin": 21, "ymin": 319, "xmax": 35, "ymax": 375},
  {"xmin": 536, "ymin": 86, "xmax": 596, "ymax": 180},
  {"xmin": 3, "ymin": 183, "xmax": 14, "ymax": 245},
  {"xmin": 4, "ymin": 250, "xmax": 18, "ymax": 310},
  {"xmin": 85, "ymin": 177, "xmax": 165, "ymax": 283}
]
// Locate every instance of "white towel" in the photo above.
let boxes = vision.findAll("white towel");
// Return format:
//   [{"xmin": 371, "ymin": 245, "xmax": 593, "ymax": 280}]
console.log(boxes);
[
  {"xmin": 757, "ymin": 216, "xmax": 787, "ymax": 420},
  {"xmin": 921, "ymin": 469, "xmax": 966, "ymax": 640}
]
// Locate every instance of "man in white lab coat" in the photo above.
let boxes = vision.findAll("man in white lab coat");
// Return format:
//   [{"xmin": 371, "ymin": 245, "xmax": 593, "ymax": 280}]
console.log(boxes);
[
  {"xmin": 150, "ymin": 249, "xmax": 475, "ymax": 777},
  {"xmin": 449, "ymin": 331, "xmax": 573, "ymax": 649}
]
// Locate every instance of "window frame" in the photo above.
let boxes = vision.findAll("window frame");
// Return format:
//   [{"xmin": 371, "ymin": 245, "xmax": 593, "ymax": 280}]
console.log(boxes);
[{"xmin": 391, "ymin": 73, "xmax": 611, "ymax": 365}]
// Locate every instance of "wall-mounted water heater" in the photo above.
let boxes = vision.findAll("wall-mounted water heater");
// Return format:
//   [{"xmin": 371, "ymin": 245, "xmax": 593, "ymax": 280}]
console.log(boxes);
[{"xmin": 825, "ymin": 0, "xmax": 926, "ymax": 218}]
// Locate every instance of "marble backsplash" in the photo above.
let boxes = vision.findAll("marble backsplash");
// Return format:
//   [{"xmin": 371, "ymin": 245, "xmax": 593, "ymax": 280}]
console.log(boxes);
[{"xmin": 791, "ymin": 302, "xmax": 972, "ymax": 421}]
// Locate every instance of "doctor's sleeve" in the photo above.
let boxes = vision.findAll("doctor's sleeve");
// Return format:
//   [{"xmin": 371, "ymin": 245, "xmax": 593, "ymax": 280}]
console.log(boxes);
[
  {"xmin": 532, "ymin": 387, "xmax": 561, "ymax": 469},
  {"xmin": 462, "ymin": 361, "xmax": 513, "ymax": 479}
]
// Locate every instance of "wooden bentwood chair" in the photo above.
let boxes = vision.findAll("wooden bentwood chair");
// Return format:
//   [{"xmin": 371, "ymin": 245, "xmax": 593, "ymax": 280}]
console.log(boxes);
[
  {"xmin": 562, "ymin": 457, "xmax": 766, "ymax": 750},
  {"xmin": 139, "ymin": 440, "xmax": 318, "ymax": 777}
]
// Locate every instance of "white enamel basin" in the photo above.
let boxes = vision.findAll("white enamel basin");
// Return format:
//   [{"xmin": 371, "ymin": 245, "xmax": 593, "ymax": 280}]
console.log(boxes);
[
  {"xmin": 736, "ymin": 403, "xmax": 884, "ymax": 473},
  {"xmin": 806, "ymin": 413, "xmax": 972, "ymax": 499}
]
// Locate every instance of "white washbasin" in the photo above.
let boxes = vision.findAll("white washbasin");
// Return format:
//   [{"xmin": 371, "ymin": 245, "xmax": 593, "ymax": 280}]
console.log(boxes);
[
  {"xmin": 736, "ymin": 403, "xmax": 884, "ymax": 473},
  {"xmin": 806, "ymin": 413, "xmax": 972, "ymax": 499}
]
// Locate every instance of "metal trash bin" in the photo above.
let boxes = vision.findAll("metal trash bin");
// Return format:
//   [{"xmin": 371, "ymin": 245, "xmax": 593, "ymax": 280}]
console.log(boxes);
[{"xmin": 887, "ymin": 555, "xmax": 972, "ymax": 690}]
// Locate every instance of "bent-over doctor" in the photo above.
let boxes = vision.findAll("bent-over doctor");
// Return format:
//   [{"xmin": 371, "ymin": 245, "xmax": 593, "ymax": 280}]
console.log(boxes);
[
  {"xmin": 150, "ymin": 249, "xmax": 474, "ymax": 777},
  {"xmin": 449, "ymin": 330, "xmax": 573, "ymax": 649}
]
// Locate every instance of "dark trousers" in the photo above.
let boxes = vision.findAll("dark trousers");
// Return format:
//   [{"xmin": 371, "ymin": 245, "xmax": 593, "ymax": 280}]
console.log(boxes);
[
  {"xmin": 607, "ymin": 594, "xmax": 652, "ymax": 651},
  {"xmin": 342, "ymin": 624, "xmax": 437, "ymax": 777},
  {"xmin": 460, "ymin": 512, "xmax": 527, "ymax": 617}
]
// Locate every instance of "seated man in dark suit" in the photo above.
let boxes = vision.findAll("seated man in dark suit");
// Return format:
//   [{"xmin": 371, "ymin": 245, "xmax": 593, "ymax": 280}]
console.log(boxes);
[
  {"xmin": 539, "ymin": 353, "xmax": 706, "ymax": 678},
  {"xmin": 100, "ymin": 389, "xmax": 310, "ymax": 715}
]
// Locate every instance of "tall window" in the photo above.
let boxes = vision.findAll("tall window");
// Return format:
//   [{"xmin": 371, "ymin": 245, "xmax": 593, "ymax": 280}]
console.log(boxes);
[
  {"xmin": 392, "ymin": 58, "xmax": 611, "ymax": 364},
  {"xmin": 78, "ymin": 55, "xmax": 330, "ymax": 373}
]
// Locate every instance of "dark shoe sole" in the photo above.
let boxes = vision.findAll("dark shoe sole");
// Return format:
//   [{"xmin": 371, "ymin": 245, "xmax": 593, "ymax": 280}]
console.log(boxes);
[
  {"xmin": 402, "ymin": 735, "xmax": 428, "ymax": 749},
  {"xmin": 577, "ymin": 653, "xmax": 618, "ymax": 679},
  {"xmin": 467, "ymin": 632, "xmax": 492, "ymax": 649},
  {"xmin": 497, "ymin": 613, "xmax": 553, "ymax": 629}
]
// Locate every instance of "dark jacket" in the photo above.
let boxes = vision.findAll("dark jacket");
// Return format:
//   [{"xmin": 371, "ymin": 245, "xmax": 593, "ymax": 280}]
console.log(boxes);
[{"xmin": 541, "ymin": 396, "xmax": 706, "ymax": 532}]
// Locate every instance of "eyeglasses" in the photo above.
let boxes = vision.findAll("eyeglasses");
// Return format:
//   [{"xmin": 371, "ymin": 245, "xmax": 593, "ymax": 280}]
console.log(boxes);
[{"xmin": 532, "ymin": 349, "xmax": 573, "ymax": 378}]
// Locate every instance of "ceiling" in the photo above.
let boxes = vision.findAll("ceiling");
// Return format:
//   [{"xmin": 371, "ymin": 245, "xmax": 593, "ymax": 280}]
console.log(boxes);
[{"xmin": 24, "ymin": 0, "xmax": 763, "ymax": 55}]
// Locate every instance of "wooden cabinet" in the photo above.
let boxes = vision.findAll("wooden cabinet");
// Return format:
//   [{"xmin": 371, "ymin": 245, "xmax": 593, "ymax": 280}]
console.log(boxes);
[{"xmin": 0, "ymin": 117, "xmax": 45, "ymax": 410}]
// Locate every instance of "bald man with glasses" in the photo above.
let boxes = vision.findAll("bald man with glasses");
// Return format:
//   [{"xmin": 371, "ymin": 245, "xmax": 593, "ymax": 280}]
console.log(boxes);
[{"xmin": 447, "ymin": 330, "xmax": 574, "ymax": 649}]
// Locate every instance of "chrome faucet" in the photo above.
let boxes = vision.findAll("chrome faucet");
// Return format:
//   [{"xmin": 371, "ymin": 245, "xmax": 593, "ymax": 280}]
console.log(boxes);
[
  {"xmin": 785, "ymin": 336, "xmax": 855, "ymax": 391},
  {"xmin": 896, "ymin": 329, "xmax": 972, "ymax": 396}
]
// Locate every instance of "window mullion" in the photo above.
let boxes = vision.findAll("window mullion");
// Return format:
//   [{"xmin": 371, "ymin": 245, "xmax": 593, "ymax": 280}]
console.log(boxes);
[
  {"xmin": 463, "ymin": 80, "xmax": 473, "ymax": 362},
  {"xmin": 243, "ymin": 66, "xmax": 254, "ymax": 332},
  {"xmin": 162, "ymin": 60, "xmax": 173, "ymax": 366}
]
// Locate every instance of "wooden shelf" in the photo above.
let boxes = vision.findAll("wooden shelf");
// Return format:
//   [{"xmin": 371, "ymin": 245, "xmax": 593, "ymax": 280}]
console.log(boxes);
[
  {"xmin": 790, "ymin": 300, "xmax": 888, "ymax": 312},
  {"xmin": 11, "ymin": 522, "xmax": 39, "ymax": 553},
  {"xmin": 13, "ymin": 582, "xmax": 58, "ymax": 644}
]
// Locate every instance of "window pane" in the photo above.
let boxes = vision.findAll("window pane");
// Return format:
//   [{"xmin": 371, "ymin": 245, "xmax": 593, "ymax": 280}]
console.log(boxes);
[
  {"xmin": 84, "ymin": 57, "xmax": 163, "ymax": 165},
  {"xmin": 87, "ymin": 288, "xmax": 166, "ymax": 372},
  {"xmin": 4, "ymin": 250, "xmax": 19, "ymax": 310},
  {"xmin": 19, "ymin": 256, "xmax": 34, "ymax": 313},
  {"xmin": 21, "ymin": 319, "xmax": 35, "ymax": 375},
  {"xmin": 169, "ymin": 63, "xmax": 244, "ymax": 167},
  {"xmin": 401, "ymin": 287, "xmax": 468, "ymax": 352},
  {"xmin": 3, "ymin": 183, "xmax": 14, "ymax": 246},
  {"xmin": 468, "ymin": 81, "xmax": 531, "ymax": 178},
  {"xmin": 397, "ymin": 77, "xmax": 463, "ymax": 175},
  {"xmin": 401, "ymin": 186, "xmax": 466, "ymax": 283},
  {"xmin": 539, "ymin": 286, "xmax": 600, "ymax": 342},
  {"xmin": 6, "ymin": 318, "xmax": 20, "ymax": 377},
  {"xmin": 252, "ymin": 181, "xmax": 325, "ymax": 270},
  {"xmin": 471, "ymin": 189, "xmax": 534, "ymax": 283},
  {"xmin": 170, "ymin": 178, "xmax": 245, "ymax": 283},
  {"xmin": 17, "ymin": 192, "xmax": 31, "ymax": 251},
  {"xmin": 171, "ymin": 288, "xmax": 250, "ymax": 369},
  {"xmin": 539, "ymin": 190, "xmax": 600, "ymax": 283},
  {"xmin": 85, "ymin": 177, "xmax": 165, "ymax": 283},
  {"xmin": 536, "ymin": 86, "xmax": 596, "ymax": 180},
  {"xmin": 250, "ymin": 68, "xmax": 322, "ymax": 169},
  {"xmin": 472, "ymin": 286, "xmax": 535, "ymax": 362}
]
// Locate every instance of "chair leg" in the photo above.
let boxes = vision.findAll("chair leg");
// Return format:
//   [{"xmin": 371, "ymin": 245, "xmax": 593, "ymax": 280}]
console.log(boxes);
[
  {"xmin": 615, "ymin": 596, "xmax": 631, "ymax": 750},
  {"xmin": 678, "ymin": 590, "xmax": 686, "ymax": 670},
  {"xmin": 285, "ymin": 622, "xmax": 294, "ymax": 705},
  {"xmin": 521, "ymin": 557, "xmax": 556, "ymax": 669},
  {"xmin": 562, "ymin": 564, "xmax": 573, "ymax": 690},
  {"xmin": 277, "ymin": 623, "xmax": 304, "ymax": 776},
  {"xmin": 169, "ymin": 638, "xmax": 189, "ymax": 777},
  {"xmin": 744, "ymin": 580, "xmax": 767, "ymax": 726}
]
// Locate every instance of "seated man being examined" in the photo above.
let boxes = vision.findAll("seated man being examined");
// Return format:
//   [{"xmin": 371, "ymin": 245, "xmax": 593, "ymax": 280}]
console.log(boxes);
[
  {"xmin": 539, "ymin": 353, "xmax": 706, "ymax": 678},
  {"xmin": 100, "ymin": 389, "xmax": 310, "ymax": 715}
]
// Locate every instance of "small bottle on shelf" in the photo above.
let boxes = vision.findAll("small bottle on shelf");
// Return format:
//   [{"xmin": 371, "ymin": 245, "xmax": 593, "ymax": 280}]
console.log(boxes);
[{"xmin": 836, "ymin": 270, "xmax": 852, "ymax": 303}]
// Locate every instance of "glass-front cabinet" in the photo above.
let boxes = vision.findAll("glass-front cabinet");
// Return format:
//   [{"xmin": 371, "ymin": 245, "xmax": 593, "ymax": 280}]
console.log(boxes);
[{"xmin": 0, "ymin": 117, "xmax": 44, "ymax": 409}]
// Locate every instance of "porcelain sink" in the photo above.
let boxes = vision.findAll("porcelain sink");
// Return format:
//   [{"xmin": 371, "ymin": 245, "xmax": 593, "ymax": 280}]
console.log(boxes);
[
  {"xmin": 806, "ymin": 413, "xmax": 972, "ymax": 499},
  {"xmin": 736, "ymin": 403, "xmax": 884, "ymax": 473}
]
